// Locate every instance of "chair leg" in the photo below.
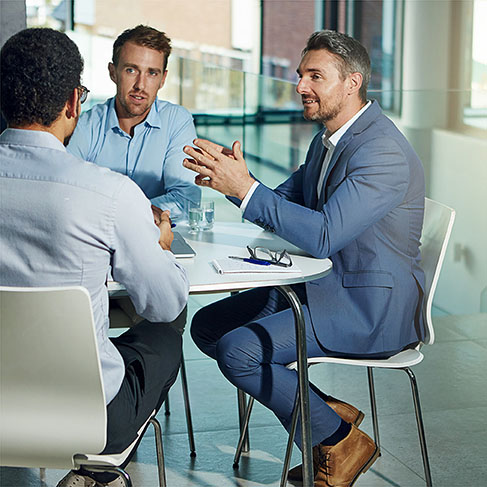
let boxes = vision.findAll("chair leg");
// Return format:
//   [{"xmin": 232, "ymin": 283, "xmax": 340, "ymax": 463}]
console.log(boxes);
[
  {"xmin": 150, "ymin": 417, "xmax": 167, "ymax": 487},
  {"xmin": 280, "ymin": 390, "xmax": 300, "ymax": 487},
  {"xmin": 403, "ymin": 367, "xmax": 433, "ymax": 487},
  {"xmin": 164, "ymin": 394, "xmax": 170, "ymax": 415},
  {"xmin": 180, "ymin": 351, "xmax": 197, "ymax": 457},
  {"xmin": 237, "ymin": 388, "xmax": 251, "ymax": 453},
  {"xmin": 367, "ymin": 367, "xmax": 381, "ymax": 449},
  {"xmin": 233, "ymin": 395, "xmax": 255, "ymax": 468}
]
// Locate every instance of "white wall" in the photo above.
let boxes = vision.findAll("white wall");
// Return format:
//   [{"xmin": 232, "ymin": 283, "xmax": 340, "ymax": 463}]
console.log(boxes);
[
  {"xmin": 400, "ymin": 0, "xmax": 487, "ymax": 314},
  {"xmin": 429, "ymin": 129, "xmax": 487, "ymax": 314}
]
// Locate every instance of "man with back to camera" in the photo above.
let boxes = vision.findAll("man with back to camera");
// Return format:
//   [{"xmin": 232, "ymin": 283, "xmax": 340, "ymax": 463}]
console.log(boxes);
[
  {"xmin": 182, "ymin": 30, "xmax": 425, "ymax": 486},
  {"xmin": 67, "ymin": 24, "xmax": 201, "ymax": 222},
  {"xmin": 0, "ymin": 28, "xmax": 189, "ymax": 487}
]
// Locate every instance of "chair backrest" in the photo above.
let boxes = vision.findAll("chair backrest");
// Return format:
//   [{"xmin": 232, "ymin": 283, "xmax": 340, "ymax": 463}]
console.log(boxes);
[
  {"xmin": 0, "ymin": 286, "xmax": 107, "ymax": 469},
  {"xmin": 420, "ymin": 198, "xmax": 455, "ymax": 345}
]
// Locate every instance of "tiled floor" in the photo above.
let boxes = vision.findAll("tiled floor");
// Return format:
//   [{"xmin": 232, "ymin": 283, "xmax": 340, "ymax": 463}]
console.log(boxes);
[{"xmin": 2, "ymin": 306, "xmax": 486, "ymax": 487}]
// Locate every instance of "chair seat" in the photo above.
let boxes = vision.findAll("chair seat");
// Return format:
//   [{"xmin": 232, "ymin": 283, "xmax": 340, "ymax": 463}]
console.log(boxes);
[
  {"xmin": 286, "ymin": 348, "xmax": 424, "ymax": 370},
  {"xmin": 74, "ymin": 411, "xmax": 155, "ymax": 469}
]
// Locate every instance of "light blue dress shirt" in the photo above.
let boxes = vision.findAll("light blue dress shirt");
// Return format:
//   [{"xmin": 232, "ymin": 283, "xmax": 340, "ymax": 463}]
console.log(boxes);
[
  {"xmin": 67, "ymin": 97, "xmax": 200, "ymax": 221},
  {"xmin": 0, "ymin": 129, "xmax": 189, "ymax": 404}
]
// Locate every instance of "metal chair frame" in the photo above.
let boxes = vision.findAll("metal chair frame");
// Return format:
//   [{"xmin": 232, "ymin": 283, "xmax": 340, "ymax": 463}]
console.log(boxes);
[{"xmin": 232, "ymin": 198, "xmax": 456, "ymax": 487}]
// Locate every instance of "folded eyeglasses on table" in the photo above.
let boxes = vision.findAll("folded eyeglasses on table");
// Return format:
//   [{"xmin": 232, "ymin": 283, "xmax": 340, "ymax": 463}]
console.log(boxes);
[{"xmin": 246, "ymin": 246, "xmax": 293, "ymax": 267}]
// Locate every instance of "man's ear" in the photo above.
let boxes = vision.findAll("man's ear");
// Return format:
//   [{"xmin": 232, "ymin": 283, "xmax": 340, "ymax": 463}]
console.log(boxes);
[
  {"xmin": 159, "ymin": 70, "xmax": 168, "ymax": 90},
  {"xmin": 108, "ymin": 62, "xmax": 117, "ymax": 83},
  {"xmin": 65, "ymin": 88, "xmax": 79, "ymax": 119},
  {"xmin": 348, "ymin": 72, "xmax": 363, "ymax": 96}
]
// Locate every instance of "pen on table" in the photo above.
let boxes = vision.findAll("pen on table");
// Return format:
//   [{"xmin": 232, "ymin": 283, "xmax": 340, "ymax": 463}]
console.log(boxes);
[{"xmin": 228, "ymin": 256, "xmax": 271, "ymax": 266}]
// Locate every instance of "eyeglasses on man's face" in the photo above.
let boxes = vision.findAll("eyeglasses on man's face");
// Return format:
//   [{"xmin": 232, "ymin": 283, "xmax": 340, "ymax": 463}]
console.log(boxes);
[
  {"xmin": 247, "ymin": 246, "xmax": 293, "ymax": 267},
  {"xmin": 78, "ymin": 85, "xmax": 90, "ymax": 104}
]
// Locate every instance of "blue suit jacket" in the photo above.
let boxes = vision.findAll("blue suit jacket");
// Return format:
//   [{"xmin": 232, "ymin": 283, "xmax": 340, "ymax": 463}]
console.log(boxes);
[{"xmin": 241, "ymin": 101, "xmax": 425, "ymax": 355}]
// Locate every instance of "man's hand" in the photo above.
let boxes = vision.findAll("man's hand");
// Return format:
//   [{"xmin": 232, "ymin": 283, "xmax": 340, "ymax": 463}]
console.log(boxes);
[
  {"xmin": 183, "ymin": 139, "xmax": 255, "ymax": 200},
  {"xmin": 152, "ymin": 206, "xmax": 173, "ymax": 250}
]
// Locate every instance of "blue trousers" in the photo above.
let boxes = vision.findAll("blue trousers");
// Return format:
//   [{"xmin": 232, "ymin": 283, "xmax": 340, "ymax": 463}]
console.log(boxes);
[{"xmin": 191, "ymin": 285, "xmax": 342, "ymax": 449}]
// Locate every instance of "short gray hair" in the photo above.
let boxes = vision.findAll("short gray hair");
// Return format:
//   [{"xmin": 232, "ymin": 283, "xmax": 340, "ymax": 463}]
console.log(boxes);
[{"xmin": 302, "ymin": 30, "xmax": 371, "ymax": 102}]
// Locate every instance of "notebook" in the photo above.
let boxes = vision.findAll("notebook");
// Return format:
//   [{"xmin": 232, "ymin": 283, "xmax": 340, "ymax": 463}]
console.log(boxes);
[
  {"xmin": 211, "ymin": 257, "xmax": 301, "ymax": 274},
  {"xmin": 170, "ymin": 231, "xmax": 196, "ymax": 258}
]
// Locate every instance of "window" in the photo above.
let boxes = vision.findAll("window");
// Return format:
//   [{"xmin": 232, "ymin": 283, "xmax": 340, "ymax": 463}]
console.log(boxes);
[{"xmin": 464, "ymin": 0, "xmax": 487, "ymax": 130}]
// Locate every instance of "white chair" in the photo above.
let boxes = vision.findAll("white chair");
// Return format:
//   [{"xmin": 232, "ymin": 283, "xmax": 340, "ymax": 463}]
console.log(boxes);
[
  {"xmin": 0, "ymin": 286, "xmax": 167, "ymax": 487},
  {"xmin": 233, "ymin": 197, "xmax": 455, "ymax": 487}
]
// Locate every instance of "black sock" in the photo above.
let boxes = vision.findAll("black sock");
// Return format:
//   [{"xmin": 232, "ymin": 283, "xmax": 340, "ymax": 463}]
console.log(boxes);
[{"xmin": 320, "ymin": 419, "xmax": 351, "ymax": 446}]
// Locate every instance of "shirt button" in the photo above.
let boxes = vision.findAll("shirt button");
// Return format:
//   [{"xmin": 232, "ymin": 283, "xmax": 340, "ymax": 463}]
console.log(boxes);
[{"xmin": 128, "ymin": 170, "xmax": 133, "ymax": 176}]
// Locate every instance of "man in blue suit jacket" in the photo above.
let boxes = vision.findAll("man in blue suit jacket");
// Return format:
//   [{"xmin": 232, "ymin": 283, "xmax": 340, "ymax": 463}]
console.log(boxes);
[{"xmin": 183, "ymin": 30, "xmax": 425, "ymax": 487}]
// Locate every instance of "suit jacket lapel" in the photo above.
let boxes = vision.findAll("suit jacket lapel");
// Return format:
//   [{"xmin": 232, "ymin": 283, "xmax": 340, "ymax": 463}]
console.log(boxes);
[{"xmin": 316, "ymin": 101, "xmax": 382, "ymax": 208}]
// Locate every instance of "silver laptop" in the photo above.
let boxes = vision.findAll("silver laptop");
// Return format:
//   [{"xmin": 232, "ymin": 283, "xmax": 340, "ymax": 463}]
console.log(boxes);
[{"xmin": 170, "ymin": 231, "xmax": 196, "ymax": 258}]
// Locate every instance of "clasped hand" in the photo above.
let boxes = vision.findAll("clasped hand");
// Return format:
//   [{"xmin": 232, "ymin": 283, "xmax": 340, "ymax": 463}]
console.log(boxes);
[
  {"xmin": 151, "ymin": 205, "xmax": 173, "ymax": 251},
  {"xmin": 183, "ymin": 139, "xmax": 255, "ymax": 201}
]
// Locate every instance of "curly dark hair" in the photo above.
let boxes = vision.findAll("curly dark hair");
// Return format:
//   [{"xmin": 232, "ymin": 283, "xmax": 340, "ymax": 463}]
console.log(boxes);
[
  {"xmin": 302, "ymin": 30, "xmax": 371, "ymax": 103},
  {"xmin": 112, "ymin": 25, "xmax": 171, "ymax": 71},
  {"xmin": 0, "ymin": 28, "xmax": 84, "ymax": 127}
]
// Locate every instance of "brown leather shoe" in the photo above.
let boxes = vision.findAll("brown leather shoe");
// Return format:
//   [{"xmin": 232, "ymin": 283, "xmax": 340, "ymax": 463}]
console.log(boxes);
[
  {"xmin": 287, "ymin": 397, "xmax": 364, "ymax": 482},
  {"xmin": 287, "ymin": 443, "xmax": 321, "ymax": 482},
  {"xmin": 325, "ymin": 396, "xmax": 364, "ymax": 427},
  {"xmin": 314, "ymin": 425, "xmax": 379, "ymax": 487}
]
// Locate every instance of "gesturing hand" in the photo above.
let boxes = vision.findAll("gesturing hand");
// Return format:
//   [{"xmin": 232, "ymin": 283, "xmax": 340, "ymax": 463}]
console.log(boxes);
[{"xmin": 183, "ymin": 139, "xmax": 255, "ymax": 200}]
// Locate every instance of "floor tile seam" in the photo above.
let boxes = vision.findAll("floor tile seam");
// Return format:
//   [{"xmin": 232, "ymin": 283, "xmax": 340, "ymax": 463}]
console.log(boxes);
[
  {"xmin": 377, "ymin": 445, "xmax": 427, "ymax": 483},
  {"xmin": 436, "ymin": 336, "xmax": 487, "ymax": 346},
  {"xmin": 180, "ymin": 356, "xmax": 213, "ymax": 363},
  {"xmin": 161, "ymin": 423, "xmax": 283, "ymax": 437},
  {"xmin": 434, "ymin": 336, "xmax": 480, "ymax": 343},
  {"xmin": 359, "ymin": 404, "xmax": 487, "ymax": 421}
]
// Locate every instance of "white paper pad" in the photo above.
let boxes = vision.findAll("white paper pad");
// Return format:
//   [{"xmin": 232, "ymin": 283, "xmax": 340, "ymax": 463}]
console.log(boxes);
[{"xmin": 211, "ymin": 257, "xmax": 302, "ymax": 275}]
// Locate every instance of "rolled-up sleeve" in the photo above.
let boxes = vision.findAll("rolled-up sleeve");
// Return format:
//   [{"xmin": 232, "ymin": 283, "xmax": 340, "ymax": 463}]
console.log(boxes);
[{"xmin": 110, "ymin": 178, "xmax": 189, "ymax": 322}]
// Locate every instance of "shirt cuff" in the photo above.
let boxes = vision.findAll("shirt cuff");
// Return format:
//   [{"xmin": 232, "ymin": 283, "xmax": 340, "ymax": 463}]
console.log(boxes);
[{"xmin": 240, "ymin": 181, "xmax": 260, "ymax": 213}]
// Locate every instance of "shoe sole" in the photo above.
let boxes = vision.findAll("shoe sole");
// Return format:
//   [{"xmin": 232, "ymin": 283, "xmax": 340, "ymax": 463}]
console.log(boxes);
[
  {"xmin": 349, "ymin": 445, "xmax": 380, "ymax": 487},
  {"xmin": 354, "ymin": 410, "xmax": 365, "ymax": 427}
]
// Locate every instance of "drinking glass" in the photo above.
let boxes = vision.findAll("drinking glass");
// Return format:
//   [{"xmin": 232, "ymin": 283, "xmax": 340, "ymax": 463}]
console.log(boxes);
[
  {"xmin": 188, "ymin": 201, "xmax": 214, "ymax": 233},
  {"xmin": 198, "ymin": 201, "xmax": 215, "ymax": 231},
  {"xmin": 188, "ymin": 206, "xmax": 202, "ymax": 234}
]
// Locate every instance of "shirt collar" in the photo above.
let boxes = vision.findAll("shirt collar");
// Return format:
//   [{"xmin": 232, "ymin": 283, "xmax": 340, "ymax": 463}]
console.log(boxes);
[
  {"xmin": 106, "ymin": 97, "xmax": 161, "ymax": 134},
  {"xmin": 0, "ymin": 128, "xmax": 67, "ymax": 152},
  {"xmin": 322, "ymin": 100, "xmax": 371, "ymax": 148}
]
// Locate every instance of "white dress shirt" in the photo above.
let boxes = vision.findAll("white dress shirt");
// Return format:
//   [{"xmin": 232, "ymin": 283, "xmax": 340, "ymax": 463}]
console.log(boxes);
[{"xmin": 317, "ymin": 101, "xmax": 371, "ymax": 198}]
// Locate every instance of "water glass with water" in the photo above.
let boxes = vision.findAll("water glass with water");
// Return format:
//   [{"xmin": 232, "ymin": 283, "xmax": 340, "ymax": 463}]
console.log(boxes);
[{"xmin": 189, "ymin": 201, "xmax": 214, "ymax": 233}]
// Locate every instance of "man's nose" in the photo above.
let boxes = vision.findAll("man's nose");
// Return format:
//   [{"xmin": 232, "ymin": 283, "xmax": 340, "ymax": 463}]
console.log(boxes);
[
  {"xmin": 134, "ymin": 74, "xmax": 145, "ymax": 90},
  {"xmin": 296, "ymin": 78, "xmax": 307, "ymax": 94}
]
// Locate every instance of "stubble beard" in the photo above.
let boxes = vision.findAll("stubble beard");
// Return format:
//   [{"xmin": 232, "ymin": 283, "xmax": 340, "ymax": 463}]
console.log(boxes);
[
  {"xmin": 121, "ymin": 97, "xmax": 151, "ymax": 118},
  {"xmin": 303, "ymin": 99, "xmax": 343, "ymax": 125}
]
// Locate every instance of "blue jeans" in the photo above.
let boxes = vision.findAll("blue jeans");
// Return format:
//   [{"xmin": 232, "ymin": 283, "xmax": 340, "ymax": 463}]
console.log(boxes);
[{"xmin": 191, "ymin": 285, "xmax": 342, "ymax": 449}]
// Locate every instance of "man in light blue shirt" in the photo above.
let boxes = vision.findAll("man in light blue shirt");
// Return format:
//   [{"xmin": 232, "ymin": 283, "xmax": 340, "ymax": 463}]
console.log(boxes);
[
  {"xmin": 67, "ymin": 25, "xmax": 200, "ymax": 222},
  {"xmin": 1, "ymin": 28, "xmax": 189, "ymax": 487}
]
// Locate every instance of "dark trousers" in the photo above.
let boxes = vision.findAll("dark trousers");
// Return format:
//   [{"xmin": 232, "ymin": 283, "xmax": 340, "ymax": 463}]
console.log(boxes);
[{"xmin": 79, "ymin": 311, "xmax": 184, "ymax": 483}]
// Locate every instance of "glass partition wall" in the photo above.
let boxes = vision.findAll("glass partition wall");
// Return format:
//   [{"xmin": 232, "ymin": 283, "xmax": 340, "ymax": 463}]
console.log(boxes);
[
  {"xmin": 21, "ymin": 0, "xmax": 486, "ymax": 319},
  {"xmin": 170, "ymin": 61, "xmax": 486, "ymax": 318},
  {"xmin": 74, "ymin": 46, "xmax": 486, "ymax": 317}
]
